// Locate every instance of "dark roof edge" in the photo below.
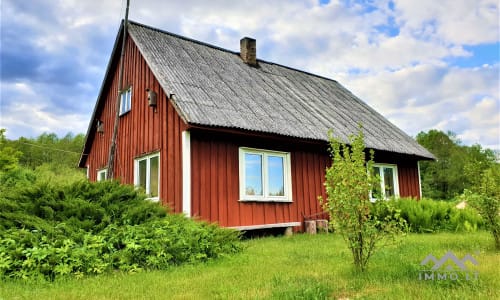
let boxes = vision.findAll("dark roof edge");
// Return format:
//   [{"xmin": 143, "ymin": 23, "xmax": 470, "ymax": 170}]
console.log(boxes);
[
  {"xmin": 78, "ymin": 20, "xmax": 125, "ymax": 167},
  {"xmin": 188, "ymin": 123, "xmax": 435, "ymax": 160}
]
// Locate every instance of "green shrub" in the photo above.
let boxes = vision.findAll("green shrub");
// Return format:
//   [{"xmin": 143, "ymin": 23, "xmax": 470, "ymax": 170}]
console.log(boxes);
[
  {"xmin": 391, "ymin": 198, "xmax": 483, "ymax": 233},
  {"xmin": 0, "ymin": 180, "xmax": 168, "ymax": 233},
  {"xmin": 321, "ymin": 129, "xmax": 406, "ymax": 272},
  {"xmin": 460, "ymin": 165, "xmax": 500, "ymax": 250},
  {"xmin": 0, "ymin": 178, "xmax": 242, "ymax": 280},
  {"xmin": 0, "ymin": 217, "xmax": 241, "ymax": 280}
]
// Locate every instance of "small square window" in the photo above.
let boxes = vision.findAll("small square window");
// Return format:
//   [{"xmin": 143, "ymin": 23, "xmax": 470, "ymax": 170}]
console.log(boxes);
[
  {"xmin": 371, "ymin": 164, "xmax": 399, "ymax": 201},
  {"xmin": 239, "ymin": 148, "xmax": 292, "ymax": 202},
  {"xmin": 97, "ymin": 169, "xmax": 107, "ymax": 181},
  {"xmin": 119, "ymin": 86, "xmax": 132, "ymax": 115}
]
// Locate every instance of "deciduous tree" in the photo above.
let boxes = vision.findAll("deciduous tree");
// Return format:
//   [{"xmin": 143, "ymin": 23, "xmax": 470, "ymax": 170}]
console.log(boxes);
[{"xmin": 320, "ymin": 129, "xmax": 406, "ymax": 271}]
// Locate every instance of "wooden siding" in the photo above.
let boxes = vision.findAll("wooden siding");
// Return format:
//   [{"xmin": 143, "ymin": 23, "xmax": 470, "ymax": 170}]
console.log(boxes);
[
  {"xmin": 189, "ymin": 131, "xmax": 329, "ymax": 230},
  {"xmin": 397, "ymin": 161, "xmax": 421, "ymax": 199},
  {"xmin": 85, "ymin": 33, "xmax": 186, "ymax": 211},
  {"xmin": 190, "ymin": 131, "xmax": 423, "ymax": 229}
]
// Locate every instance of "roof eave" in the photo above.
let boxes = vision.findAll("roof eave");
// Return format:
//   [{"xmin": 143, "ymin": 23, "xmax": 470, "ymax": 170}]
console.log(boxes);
[{"xmin": 187, "ymin": 123, "xmax": 436, "ymax": 160}]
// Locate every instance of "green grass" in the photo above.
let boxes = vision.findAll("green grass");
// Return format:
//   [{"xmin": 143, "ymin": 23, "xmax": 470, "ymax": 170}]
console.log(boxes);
[{"xmin": 1, "ymin": 232, "xmax": 498, "ymax": 299}]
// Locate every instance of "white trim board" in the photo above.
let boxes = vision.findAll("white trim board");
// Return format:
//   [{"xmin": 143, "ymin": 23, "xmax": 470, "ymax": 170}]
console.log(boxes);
[{"xmin": 182, "ymin": 131, "xmax": 191, "ymax": 217}]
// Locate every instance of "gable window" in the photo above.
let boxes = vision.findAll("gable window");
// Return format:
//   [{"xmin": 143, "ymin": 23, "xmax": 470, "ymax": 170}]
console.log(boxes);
[
  {"xmin": 119, "ymin": 86, "xmax": 132, "ymax": 115},
  {"xmin": 371, "ymin": 164, "xmax": 399, "ymax": 200},
  {"xmin": 97, "ymin": 169, "xmax": 107, "ymax": 181},
  {"xmin": 239, "ymin": 148, "xmax": 292, "ymax": 202},
  {"xmin": 134, "ymin": 153, "xmax": 160, "ymax": 201}
]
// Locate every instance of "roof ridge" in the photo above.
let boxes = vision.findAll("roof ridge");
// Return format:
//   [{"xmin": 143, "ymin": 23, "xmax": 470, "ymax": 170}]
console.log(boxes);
[
  {"xmin": 127, "ymin": 20, "xmax": 340, "ymax": 84},
  {"xmin": 128, "ymin": 20, "xmax": 240, "ymax": 55}
]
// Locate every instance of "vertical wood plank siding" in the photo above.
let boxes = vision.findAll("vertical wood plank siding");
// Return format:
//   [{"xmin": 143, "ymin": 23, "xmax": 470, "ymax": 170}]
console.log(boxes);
[
  {"xmin": 189, "ymin": 131, "xmax": 329, "ymax": 229},
  {"xmin": 86, "ymin": 33, "xmax": 186, "ymax": 211},
  {"xmin": 397, "ymin": 161, "xmax": 421, "ymax": 199},
  {"xmin": 190, "ymin": 132, "xmax": 423, "ymax": 229}
]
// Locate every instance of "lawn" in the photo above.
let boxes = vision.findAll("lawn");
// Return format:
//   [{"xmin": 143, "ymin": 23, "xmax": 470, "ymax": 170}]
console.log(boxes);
[{"xmin": 1, "ymin": 231, "xmax": 498, "ymax": 300}]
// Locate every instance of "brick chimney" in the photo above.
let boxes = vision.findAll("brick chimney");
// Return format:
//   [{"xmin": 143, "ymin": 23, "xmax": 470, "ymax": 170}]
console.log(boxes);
[{"xmin": 240, "ymin": 37, "xmax": 256, "ymax": 66}]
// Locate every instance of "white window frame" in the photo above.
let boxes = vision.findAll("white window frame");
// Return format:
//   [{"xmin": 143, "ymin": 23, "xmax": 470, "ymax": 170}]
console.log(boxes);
[
  {"xmin": 238, "ymin": 147, "xmax": 292, "ymax": 202},
  {"xmin": 97, "ymin": 168, "xmax": 107, "ymax": 182},
  {"xmin": 134, "ymin": 152, "xmax": 160, "ymax": 202},
  {"xmin": 119, "ymin": 86, "xmax": 132, "ymax": 115},
  {"xmin": 371, "ymin": 163, "xmax": 399, "ymax": 201}
]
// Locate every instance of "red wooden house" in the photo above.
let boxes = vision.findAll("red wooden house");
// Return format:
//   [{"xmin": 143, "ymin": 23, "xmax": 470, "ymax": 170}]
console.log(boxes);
[{"xmin": 79, "ymin": 21, "xmax": 434, "ymax": 231}]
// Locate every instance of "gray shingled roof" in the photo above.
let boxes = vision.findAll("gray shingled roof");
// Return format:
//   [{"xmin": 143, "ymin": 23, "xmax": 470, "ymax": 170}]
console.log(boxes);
[{"xmin": 127, "ymin": 21, "xmax": 434, "ymax": 159}]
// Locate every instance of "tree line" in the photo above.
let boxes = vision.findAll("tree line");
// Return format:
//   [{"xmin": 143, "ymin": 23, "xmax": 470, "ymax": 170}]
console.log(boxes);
[
  {"xmin": 416, "ymin": 129, "xmax": 498, "ymax": 200},
  {"xmin": 0, "ymin": 129, "xmax": 84, "ymax": 172}
]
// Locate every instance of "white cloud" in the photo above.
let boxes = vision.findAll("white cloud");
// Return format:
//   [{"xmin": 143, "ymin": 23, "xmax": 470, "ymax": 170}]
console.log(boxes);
[
  {"xmin": 394, "ymin": 0, "xmax": 499, "ymax": 45},
  {"xmin": 0, "ymin": 82, "xmax": 89, "ymax": 139},
  {"xmin": 341, "ymin": 63, "xmax": 499, "ymax": 149}
]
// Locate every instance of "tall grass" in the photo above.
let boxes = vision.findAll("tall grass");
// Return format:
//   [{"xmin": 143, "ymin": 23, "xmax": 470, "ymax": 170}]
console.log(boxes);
[{"xmin": 1, "ymin": 232, "xmax": 498, "ymax": 299}]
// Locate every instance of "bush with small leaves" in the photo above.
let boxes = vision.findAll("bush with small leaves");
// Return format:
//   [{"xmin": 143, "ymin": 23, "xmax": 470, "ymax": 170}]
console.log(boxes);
[{"xmin": 320, "ymin": 129, "xmax": 407, "ymax": 272}]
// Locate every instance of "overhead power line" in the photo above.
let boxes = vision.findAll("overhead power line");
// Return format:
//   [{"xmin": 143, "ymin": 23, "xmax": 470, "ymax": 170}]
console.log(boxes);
[{"xmin": 18, "ymin": 142, "xmax": 81, "ymax": 155}]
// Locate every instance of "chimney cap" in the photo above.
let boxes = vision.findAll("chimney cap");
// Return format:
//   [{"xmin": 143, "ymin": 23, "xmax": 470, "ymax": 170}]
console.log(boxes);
[{"xmin": 240, "ymin": 36, "xmax": 256, "ymax": 42}]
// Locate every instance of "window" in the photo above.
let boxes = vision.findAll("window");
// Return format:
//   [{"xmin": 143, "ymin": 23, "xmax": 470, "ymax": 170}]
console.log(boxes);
[
  {"xmin": 134, "ymin": 153, "xmax": 160, "ymax": 201},
  {"xmin": 371, "ymin": 164, "xmax": 399, "ymax": 200},
  {"xmin": 97, "ymin": 169, "xmax": 107, "ymax": 181},
  {"xmin": 239, "ymin": 148, "xmax": 292, "ymax": 202},
  {"xmin": 119, "ymin": 86, "xmax": 132, "ymax": 115}
]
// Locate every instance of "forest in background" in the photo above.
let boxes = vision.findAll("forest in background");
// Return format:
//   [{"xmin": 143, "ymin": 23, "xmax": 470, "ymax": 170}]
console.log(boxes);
[
  {"xmin": 416, "ymin": 130, "xmax": 498, "ymax": 200},
  {"xmin": 0, "ymin": 128, "xmax": 498, "ymax": 201}
]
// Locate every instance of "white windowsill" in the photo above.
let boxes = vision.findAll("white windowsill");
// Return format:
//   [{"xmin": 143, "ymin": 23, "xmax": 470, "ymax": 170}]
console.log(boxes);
[
  {"xmin": 238, "ymin": 198, "xmax": 293, "ymax": 203},
  {"xmin": 145, "ymin": 197, "xmax": 160, "ymax": 202}
]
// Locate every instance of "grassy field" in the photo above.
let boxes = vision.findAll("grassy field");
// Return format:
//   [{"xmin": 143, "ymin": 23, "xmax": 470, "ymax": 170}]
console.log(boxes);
[{"xmin": 1, "ymin": 231, "xmax": 498, "ymax": 300}]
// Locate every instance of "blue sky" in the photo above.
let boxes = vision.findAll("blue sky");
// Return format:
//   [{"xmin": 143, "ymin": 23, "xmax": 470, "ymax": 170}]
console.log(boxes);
[{"xmin": 1, "ymin": 0, "xmax": 499, "ymax": 150}]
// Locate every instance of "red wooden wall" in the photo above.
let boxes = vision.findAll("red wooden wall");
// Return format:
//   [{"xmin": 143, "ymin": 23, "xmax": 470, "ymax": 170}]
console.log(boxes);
[
  {"xmin": 189, "ymin": 130, "xmax": 423, "ymax": 229},
  {"xmin": 84, "ymin": 32, "xmax": 186, "ymax": 211},
  {"xmin": 397, "ymin": 161, "xmax": 421, "ymax": 199},
  {"xmin": 189, "ymin": 130, "xmax": 329, "ymax": 230}
]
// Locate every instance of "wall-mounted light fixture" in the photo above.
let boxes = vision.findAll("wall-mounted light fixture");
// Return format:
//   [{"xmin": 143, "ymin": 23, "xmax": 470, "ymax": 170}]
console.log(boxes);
[{"xmin": 96, "ymin": 120, "xmax": 104, "ymax": 134}]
